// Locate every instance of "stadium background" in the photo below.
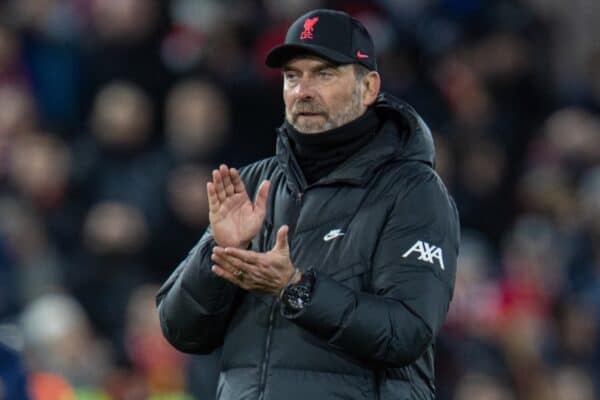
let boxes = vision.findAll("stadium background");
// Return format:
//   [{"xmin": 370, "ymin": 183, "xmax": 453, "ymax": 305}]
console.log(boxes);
[{"xmin": 0, "ymin": 0, "xmax": 599, "ymax": 399}]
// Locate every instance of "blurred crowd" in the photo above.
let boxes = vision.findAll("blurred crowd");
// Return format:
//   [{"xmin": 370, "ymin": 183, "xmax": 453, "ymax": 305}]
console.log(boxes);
[{"xmin": 0, "ymin": 0, "xmax": 598, "ymax": 399}]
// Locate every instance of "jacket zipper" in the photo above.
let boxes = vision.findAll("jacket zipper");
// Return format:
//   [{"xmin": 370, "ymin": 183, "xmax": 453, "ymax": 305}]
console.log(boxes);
[
  {"xmin": 258, "ymin": 185, "xmax": 303, "ymax": 400},
  {"xmin": 257, "ymin": 300, "xmax": 278, "ymax": 400}
]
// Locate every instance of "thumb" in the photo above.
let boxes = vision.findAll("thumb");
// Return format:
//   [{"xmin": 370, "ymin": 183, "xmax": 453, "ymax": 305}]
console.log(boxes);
[
  {"xmin": 273, "ymin": 225, "xmax": 289, "ymax": 251},
  {"xmin": 254, "ymin": 180, "xmax": 271, "ymax": 213}
]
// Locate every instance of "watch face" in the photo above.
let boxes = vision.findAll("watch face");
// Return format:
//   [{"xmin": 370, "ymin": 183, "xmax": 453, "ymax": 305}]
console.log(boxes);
[
  {"xmin": 287, "ymin": 295, "xmax": 304, "ymax": 310},
  {"xmin": 284, "ymin": 285, "xmax": 311, "ymax": 311},
  {"xmin": 282, "ymin": 268, "xmax": 315, "ymax": 312}
]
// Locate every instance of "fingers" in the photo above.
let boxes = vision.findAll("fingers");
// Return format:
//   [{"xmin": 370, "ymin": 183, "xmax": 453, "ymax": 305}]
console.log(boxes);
[
  {"xmin": 220, "ymin": 164, "xmax": 235, "ymax": 196},
  {"xmin": 254, "ymin": 180, "xmax": 271, "ymax": 214},
  {"xmin": 211, "ymin": 247, "xmax": 239, "ymax": 275},
  {"xmin": 212, "ymin": 164, "xmax": 240, "ymax": 203},
  {"xmin": 211, "ymin": 265, "xmax": 246, "ymax": 288},
  {"xmin": 213, "ymin": 249, "xmax": 267, "ymax": 281},
  {"xmin": 207, "ymin": 182, "xmax": 220, "ymax": 210},
  {"xmin": 212, "ymin": 247, "xmax": 270, "ymax": 290},
  {"xmin": 223, "ymin": 246, "xmax": 261, "ymax": 264},
  {"xmin": 212, "ymin": 164, "xmax": 244, "ymax": 201},
  {"xmin": 273, "ymin": 225, "xmax": 289, "ymax": 251},
  {"xmin": 212, "ymin": 169, "xmax": 227, "ymax": 202},
  {"xmin": 213, "ymin": 245, "xmax": 295, "ymax": 296},
  {"xmin": 230, "ymin": 168, "xmax": 246, "ymax": 194}
]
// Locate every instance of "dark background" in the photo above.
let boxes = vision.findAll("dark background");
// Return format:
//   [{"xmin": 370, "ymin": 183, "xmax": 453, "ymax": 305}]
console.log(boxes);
[{"xmin": 0, "ymin": 0, "xmax": 599, "ymax": 399}]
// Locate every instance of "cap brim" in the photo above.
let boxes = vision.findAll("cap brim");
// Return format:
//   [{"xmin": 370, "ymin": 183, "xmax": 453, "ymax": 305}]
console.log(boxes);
[{"xmin": 265, "ymin": 43, "xmax": 356, "ymax": 68}]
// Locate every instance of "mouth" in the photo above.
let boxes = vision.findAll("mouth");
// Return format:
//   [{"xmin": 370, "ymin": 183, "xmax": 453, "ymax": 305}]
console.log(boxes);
[{"xmin": 295, "ymin": 112, "xmax": 325, "ymax": 120}]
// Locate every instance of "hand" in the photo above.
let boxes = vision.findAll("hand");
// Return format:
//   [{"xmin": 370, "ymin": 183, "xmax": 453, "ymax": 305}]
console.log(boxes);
[
  {"xmin": 207, "ymin": 164, "xmax": 270, "ymax": 248},
  {"xmin": 210, "ymin": 225, "xmax": 301, "ymax": 296}
]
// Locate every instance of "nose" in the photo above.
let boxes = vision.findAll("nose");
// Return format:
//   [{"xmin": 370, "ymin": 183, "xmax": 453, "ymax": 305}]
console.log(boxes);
[{"xmin": 293, "ymin": 78, "xmax": 316, "ymax": 101}]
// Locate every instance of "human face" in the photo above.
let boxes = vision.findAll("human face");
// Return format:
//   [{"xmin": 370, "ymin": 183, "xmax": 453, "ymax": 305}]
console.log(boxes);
[{"xmin": 283, "ymin": 56, "xmax": 365, "ymax": 134}]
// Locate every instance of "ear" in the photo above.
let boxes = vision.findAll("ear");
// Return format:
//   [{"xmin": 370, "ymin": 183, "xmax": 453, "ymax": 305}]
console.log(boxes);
[{"xmin": 361, "ymin": 71, "xmax": 381, "ymax": 107}]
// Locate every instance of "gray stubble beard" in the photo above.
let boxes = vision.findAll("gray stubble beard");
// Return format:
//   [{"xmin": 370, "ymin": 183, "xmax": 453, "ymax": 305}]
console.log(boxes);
[{"xmin": 288, "ymin": 83, "xmax": 364, "ymax": 134}]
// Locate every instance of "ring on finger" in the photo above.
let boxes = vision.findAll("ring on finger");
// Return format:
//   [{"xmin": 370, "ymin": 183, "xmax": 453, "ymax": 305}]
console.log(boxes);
[{"xmin": 234, "ymin": 269, "xmax": 245, "ymax": 282}]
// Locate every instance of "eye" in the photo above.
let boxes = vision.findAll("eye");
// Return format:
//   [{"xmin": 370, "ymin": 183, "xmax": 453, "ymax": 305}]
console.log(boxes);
[
  {"xmin": 284, "ymin": 71, "xmax": 299, "ymax": 82},
  {"xmin": 318, "ymin": 70, "xmax": 334, "ymax": 79}
]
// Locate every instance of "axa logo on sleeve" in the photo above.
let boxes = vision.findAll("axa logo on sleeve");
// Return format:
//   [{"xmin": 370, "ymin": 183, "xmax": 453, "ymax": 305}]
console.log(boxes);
[{"xmin": 402, "ymin": 240, "xmax": 445, "ymax": 270}]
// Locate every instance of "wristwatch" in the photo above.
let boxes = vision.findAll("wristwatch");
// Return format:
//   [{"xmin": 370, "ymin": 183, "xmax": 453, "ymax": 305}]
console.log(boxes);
[{"xmin": 281, "ymin": 268, "xmax": 315, "ymax": 313}]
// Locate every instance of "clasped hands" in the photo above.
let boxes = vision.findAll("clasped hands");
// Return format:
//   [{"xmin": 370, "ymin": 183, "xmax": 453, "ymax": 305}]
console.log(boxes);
[{"xmin": 207, "ymin": 164, "xmax": 300, "ymax": 296}]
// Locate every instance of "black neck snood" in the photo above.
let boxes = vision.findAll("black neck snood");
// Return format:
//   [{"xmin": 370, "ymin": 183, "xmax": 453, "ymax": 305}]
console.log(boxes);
[{"xmin": 284, "ymin": 108, "xmax": 379, "ymax": 184}]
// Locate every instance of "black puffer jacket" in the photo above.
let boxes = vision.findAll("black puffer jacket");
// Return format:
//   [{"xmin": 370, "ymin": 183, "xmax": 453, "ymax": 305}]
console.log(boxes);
[{"xmin": 157, "ymin": 93, "xmax": 460, "ymax": 400}]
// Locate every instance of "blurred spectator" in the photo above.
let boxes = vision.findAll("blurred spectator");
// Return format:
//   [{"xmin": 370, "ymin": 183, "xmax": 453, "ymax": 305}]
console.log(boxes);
[
  {"xmin": 552, "ymin": 365, "xmax": 597, "ymax": 400},
  {"xmin": 0, "ymin": 198, "xmax": 63, "ymax": 308},
  {"xmin": 436, "ymin": 232, "xmax": 508, "ymax": 399},
  {"xmin": 83, "ymin": 201, "xmax": 148, "ymax": 257},
  {"xmin": 72, "ymin": 81, "xmax": 168, "ymax": 232},
  {"xmin": 445, "ymin": 231, "xmax": 500, "ymax": 336},
  {"xmin": 9, "ymin": 0, "xmax": 84, "ymax": 40},
  {"xmin": 434, "ymin": 54, "xmax": 494, "ymax": 131},
  {"xmin": 564, "ymin": 166, "xmax": 600, "ymax": 295},
  {"xmin": 534, "ymin": 107, "xmax": 600, "ymax": 173},
  {"xmin": 83, "ymin": 0, "xmax": 168, "ymax": 116},
  {"xmin": 499, "ymin": 215, "xmax": 565, "ymax": 320},
  {"xmin": 453, "ymin": 372, "xmax": 515, "ymax": 400},
  {"xmin": 166, "ymin": 164, "xmax": 210, "ymax": 229},
  {"xmin": 494, "ymin": 216, "xmax": 568, "ymax": 398},
  {"xmin": 89, "ymin": 82, "xmax": 153, "ymax": 150},
  {"xmin": 9, "ymin": 0, "xmax": 84, "ymax": 130},
  {"xmin": 124, "ymin": 284, "xmax": 188, "ymax": 396},
  {"xmin": 6, "ymin": 132, "xmax": 83, "ymax": 259},
  {"xmin": 0, "ymin": 23, "xmax": 29, "ymax": 89},
  {"xmin": 453, "ymin": 136, "xmax": 510, "ymax": 244},
  {"xmin": 516, "ymin": 165, "xmax": 576, "ymax": 229},
  {"xmin": 553, "ymin": 298, "xmax": 599, "ymax": 368},
  {"xmin": 20, "ymin": 293, "xmax": 113, "ymax": 389},
  {"xmin": 0, "ymin": 86, "xmax": 37, "ymax": 179},
  {"xmin": 8, "ymin": 133, "xmax": 69, "ymax": 211},
  {"xmin": 164, "ymin": 79, "xmax": 231, "ymax": 163},
  {"xmin": 160, "ymin": 0, "xmax": 222, "ymax": 72},
  {"xmin": 74, "ymin": 201, "xmax": 150, "ymax": 350},
  {"xmin": 525, "ymin": 0, "xmax": 600, "ymax": 98},
  {"xmin": 91, "ymin": 0, "xmax": 157, "ymax": 43},
  {"xmin": 149, "ymin": 163, "xmax": 212, "ymax": 280}
]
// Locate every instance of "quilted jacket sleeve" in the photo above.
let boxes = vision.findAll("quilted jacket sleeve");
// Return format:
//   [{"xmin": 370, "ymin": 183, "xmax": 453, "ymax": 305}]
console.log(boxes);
[
  {"xmin": 285, "ymin": 170, "xmax": 460, "ymax": 367},
  {"xmin": 156, "ymin": 227, "xmax": 240, "ymax": 354}
]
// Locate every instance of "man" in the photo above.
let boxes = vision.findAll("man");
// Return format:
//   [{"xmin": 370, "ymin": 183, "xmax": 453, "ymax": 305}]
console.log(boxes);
[{"xmin": 157, "ymin": 9, "xmax": 459, "ymax": 400}]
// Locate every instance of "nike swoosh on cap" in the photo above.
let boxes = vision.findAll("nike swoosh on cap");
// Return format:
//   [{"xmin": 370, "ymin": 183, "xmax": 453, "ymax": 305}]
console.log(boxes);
[{"xmin": 356, "ymin": 50, "xmax": 369, "ymax": 59}]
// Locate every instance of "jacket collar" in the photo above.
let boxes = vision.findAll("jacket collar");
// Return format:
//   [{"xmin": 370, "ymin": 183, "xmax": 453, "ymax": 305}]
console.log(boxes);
[{"xmin": 276, "ymin": 92, "xmax": 436, "ymax": 191}]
